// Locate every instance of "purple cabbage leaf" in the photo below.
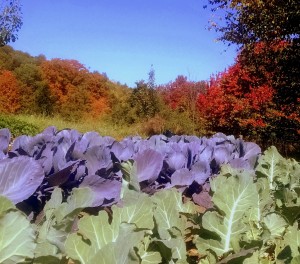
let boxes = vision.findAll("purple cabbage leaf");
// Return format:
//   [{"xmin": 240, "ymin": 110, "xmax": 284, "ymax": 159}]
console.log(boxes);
[
  {"xmin": 0, "ymin": 128, "xmax": 11, "ymax": 154},
  {"xmin": 0, "ymin": 156, "xmax": 45, "ymax": 204}
]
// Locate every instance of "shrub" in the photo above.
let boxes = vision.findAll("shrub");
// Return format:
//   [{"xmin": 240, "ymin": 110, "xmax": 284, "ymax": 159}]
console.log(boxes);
[{"xmin": 0, "ymin": 114, "xmax": 39, "ymax": 136}]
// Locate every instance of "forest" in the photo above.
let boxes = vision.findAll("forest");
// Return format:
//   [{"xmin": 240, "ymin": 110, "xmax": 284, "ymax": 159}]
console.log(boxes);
[{"xmin": 0, "ymin": 41, "xmax": 299, "ymax": 157}]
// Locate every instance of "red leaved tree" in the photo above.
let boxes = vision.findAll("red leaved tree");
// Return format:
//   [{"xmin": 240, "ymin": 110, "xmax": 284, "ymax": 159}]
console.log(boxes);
[
  {"xmin": 197, "ymin": 56, "xmax": 276, "ymax": 137},
  {"xmin": 159, "ymin": 75, "xmax": 206, "ymax": 112}
]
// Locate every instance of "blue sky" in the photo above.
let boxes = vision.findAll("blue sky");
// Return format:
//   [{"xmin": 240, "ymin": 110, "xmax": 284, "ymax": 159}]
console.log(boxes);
[{"xmin": 11, "ymin": 0, "xmax": 237, "ymax": 87}]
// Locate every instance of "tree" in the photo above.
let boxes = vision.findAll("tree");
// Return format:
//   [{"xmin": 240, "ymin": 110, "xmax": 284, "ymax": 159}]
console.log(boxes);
[
  {"xmin": 40, "ymin": 59, "xmax": 90, "ymax": 119},
  {"xmin": 126, "ymin": 80, "xmax": 160, "ymax": 123},
  {"xmin": 14, "ymin": 62, "xmax": 54, "ymax": 114},
  {"xmin": 82, "ymin": 71, "xmax": 110, "ymax": 118},
  {"xmin": 205, "ymin": 0, "xmax": 300, "ymax": 144},
  {"xmin": 197, "ymin": 61, "xmax": 276, "ymax": 136},
  {"xmin": 158, "ymin": 76, "xmax": 206, "ymax": 112},
  {"xmin": 0, "ymin": 0, "xmax": 22, "ymax": 46},
  {"xmin": 0, "ymin": 70, "xmax": 21, "ymax": 113},
  {"xmin": 147, "ymin": 65, "xmax": 155, "ymax": 90},
  {"xmin": 205, "ymin": 0, "xmax": 299, "ymax": 44}
]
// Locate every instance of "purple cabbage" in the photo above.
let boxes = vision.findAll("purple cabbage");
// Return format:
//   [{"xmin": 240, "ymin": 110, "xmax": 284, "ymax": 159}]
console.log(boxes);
[{"xmin": 0, "ymin": 127, "xmax": 261, "ymax": 214}]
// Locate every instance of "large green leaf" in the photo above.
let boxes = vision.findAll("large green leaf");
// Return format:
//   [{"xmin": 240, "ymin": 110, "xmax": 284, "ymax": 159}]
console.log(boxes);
[
  {"xmin": 291, "ymin": 255, "xmax": 300, "ymax": 264},
  {"xmin": 152, "ymin": 189, "xmax": 187, "ymax": 240},
  {"xmin": 33, "ymin": 241, "xmax": 59, "ymax": 259},
  {"xmin": 36, "ymin": 187, "xmax": 94, "ymax": 259},
  {"xmin": 243, "ymin": 250, "xmax": 260, "ymax": 264},
  {"xmin": 256, "ymin": 146, "xmax": 288, "ymax": 190},
  {"xmin": 120, "ymin": 160, "xmax": 140, "ymax": 193},
  {"xmin": 283, "ymin": 225, "xmax": 300, "ymax": 258},
  {"xmin": 0, "ymin": 196, "xmax": 15, "ymax": 216},
  {"xmin": 65, "ymin": 233, "xmax": 92, "ymax": 264},
  {"xmin": 162, "ymin": 237, "xmax": 187, "ymax": 261},
  {"xmin": 66, "ymin": 223, "xmax": 145, "ymax": 264},
  {"xmin": 137, "ymin": 235, "xmax": 162, "ymax": 264},
  {"xmin": 54, "ymin": 187, "xmax": 94, "ymax": 222},
  {"xmin": 43, "ymin": 187, "xmax": 63, "ymax": 212},
  {"xmin": 197, "ymin": 171, "xmax": 259, "ymax": 256},
  {"xmin": 65, "ymin": 194, "xmax": 154, "ymax": 263},
  {"xmin": 113, "ymin": 196, "xmax": 154, "ymax": 229},
  {"xmin": 90, "ymin": 227, "xmax": 145, "ymax": 264},
  {"xmin": 0, "ymin": 211, "xmax": 36, "ymax": 263},
  {"xmin": 77, "ymin": 210, "xmax": 120, "ymax": 252},
  {"xmin": 263, "ymin": 213, "xmax": 287, "ymax": 239},
  {"xmin": 256, "ymin": 148, "xmax": 300, "ymax": 222}
]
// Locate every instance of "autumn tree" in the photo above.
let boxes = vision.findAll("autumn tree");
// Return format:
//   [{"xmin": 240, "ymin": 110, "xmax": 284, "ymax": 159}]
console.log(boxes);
[
  {"xmin": 0, "ymin": 70, "xmax": 21, "ymax": 113},
  {"xmin": 158, "ymin": 75, "xmax": 206, "ymax": 112},
  {"xmin": 0, "ymin": 0, "xmax": 22, "ymax": 46},
  {"xmin": 82, "ymin": 71, "xmax": 110, "ymax": 118},
  {"xmin": 40, "ymin": 59, "xmax": 90, "ymax": 119},
  {"xmin": 14, "ymin": 62, "xmax": 53, "ymax": 115},
  {"xmin": 158, "ymin": 75, "xmax": 207, "ymax": 133},
  {"xmin": 205, "ymin": 0, "xmax": 300, "ymax": 145},
  {"xmin": 197, "ymin": 59, "xmax": 276, "ymax": 137},
  {"xmin": 107, "ymin": 83, "xmax": 132, "ymax": 124}
]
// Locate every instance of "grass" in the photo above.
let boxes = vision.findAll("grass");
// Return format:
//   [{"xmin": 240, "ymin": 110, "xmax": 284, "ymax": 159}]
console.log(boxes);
[{"xmin": 9, "ymin": 114, "xmax": 147, "ymax": 140}]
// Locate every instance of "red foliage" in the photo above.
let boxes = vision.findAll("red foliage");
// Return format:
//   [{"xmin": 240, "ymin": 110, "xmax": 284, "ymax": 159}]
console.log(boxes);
[
  {"xmin": 197, "ymin": 57, "xmax": 276, "ymax": 134},
  {"xmin": 197, "ymin": 39, "xmax": 300, "ymax": 142},
  {"xmin": 158, "ymin": 75, "xmax": 206, "ymax": 111}
]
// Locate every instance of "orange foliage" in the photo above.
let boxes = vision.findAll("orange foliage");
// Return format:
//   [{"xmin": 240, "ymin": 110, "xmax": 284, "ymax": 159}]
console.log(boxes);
[
  {"xmin": 0, "ymin": 70, "xmax": 21, "ymax": 113},
  {"xmin": 40, "ymin": 59, "xmax": 110, "ymax": 119},
  {"xmin": 87, "ymin": 97, "xmax": 110, "ymax": 118},
  {"xmin": 41, "ymin": 59, "xmax": 88, "ymax": 106}
]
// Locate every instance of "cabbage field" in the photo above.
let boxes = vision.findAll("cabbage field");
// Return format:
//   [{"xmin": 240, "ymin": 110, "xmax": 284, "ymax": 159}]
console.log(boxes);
[{"xmin": 0, "ymin": 127, "xmax": 299, "ymax": 263}]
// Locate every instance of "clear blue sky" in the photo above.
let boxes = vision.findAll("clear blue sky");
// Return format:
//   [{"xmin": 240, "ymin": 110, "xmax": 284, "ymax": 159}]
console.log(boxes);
[{"xmin": 11, "ymin": 0, "xmax": 237, "ymax": 87}]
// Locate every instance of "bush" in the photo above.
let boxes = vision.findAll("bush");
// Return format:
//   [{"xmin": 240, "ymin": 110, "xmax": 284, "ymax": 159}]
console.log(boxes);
[{"xmin": 0, "ymin": 114, "xmax": 39, "ymax": 137}]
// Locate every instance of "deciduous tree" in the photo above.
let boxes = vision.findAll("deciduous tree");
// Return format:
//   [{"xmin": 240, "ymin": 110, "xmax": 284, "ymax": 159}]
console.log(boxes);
[
  {"xmin": 0, "ymin": 0, "xmax": 22, "ymax": 46},
  {"xmin": 0, "ymin": 70, "xmax": 21, "ymax": 113},
  {"xmin": 205, "ymin": 0, "xmax": 300, "ymax": 144},
  {"xmin": 197, "ymin": 57, "xmax": 276, "ymax": 136},
  {"xmin": 82, "ymin": 71, "xmax": 110, "ymax": 118},
  {"xmin": 40, "ymin": 59, "xmax": 89, "ymax": 118}
]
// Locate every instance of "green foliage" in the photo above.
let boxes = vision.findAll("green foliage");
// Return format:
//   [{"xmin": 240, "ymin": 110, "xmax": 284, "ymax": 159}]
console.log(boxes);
[
  {"xmin": 0, "ymin": 114, "xmax": 39, "ymax": 136},
  {"xmin": 195, "ymin": 146, "xmax": 300, "ymax": 263},
  {"xmin": 64, "ymin": 186, "xmax": 197, "ymax": 264},
  {"xmin": 205, "ymin": 0, "xmax": 299, "ymax": 44},
  {"xmin": 0, "ymin": 196, "xmax": 35, "ymax": 263},
  {"xmin": 0, "ymin": 0, "xmax": 22, "ymax": 46},
  {"xmin": 127, "ymin": 80, "xmax": 161, "ymax": 123}
]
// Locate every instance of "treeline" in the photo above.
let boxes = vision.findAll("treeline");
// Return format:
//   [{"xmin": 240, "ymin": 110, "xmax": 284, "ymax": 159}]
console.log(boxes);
[
  {"xmin": 0, "ymin": 45, "xmax": 126, "ymax": 119},
  {"xmin": 0, "ymin": 44, "xmax": 299, "ymax": 153},
  {"xmin": 0, "ymin": 45, "xmax": 208, "ymax": 135}
]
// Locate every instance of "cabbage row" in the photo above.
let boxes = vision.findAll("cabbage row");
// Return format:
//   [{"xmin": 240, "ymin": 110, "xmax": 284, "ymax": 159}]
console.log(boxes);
[{"xmin": 0, "ymin": 126, "xmax": 260, "ymax": 212}]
